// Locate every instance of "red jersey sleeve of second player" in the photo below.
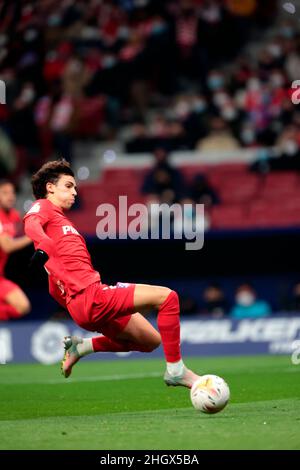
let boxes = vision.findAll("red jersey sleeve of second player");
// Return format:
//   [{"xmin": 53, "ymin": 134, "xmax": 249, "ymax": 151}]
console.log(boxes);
[
  {"xmin": 0, "ymin": 208, "xmax": 22, "ymax": 275},
  {"xmin": 0, "ymin": 208, "xmax": 21, "ymax": 235}
]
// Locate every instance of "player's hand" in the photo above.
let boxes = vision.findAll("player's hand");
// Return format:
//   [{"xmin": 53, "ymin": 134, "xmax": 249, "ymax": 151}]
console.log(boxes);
[{"xmin": 29, "ymin": 249, "xmax": 49, "ymax": 270}]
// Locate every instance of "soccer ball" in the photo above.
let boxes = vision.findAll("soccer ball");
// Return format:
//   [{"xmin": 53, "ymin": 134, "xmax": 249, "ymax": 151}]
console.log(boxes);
[{"xmin": 190, "ymin": 374, "xmax": 230, "ymax": 414}]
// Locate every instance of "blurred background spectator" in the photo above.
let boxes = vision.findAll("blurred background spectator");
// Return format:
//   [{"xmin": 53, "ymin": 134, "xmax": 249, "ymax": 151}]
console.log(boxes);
[
  {"xmin": 0, "ymin": 128, "xmax": 17, "ymax": 178},
  {"xmin": 141, "ymin": 147, "xmax": 185, "ymax": 204},
  {"xmin": 187, "ymin": 173, "xmax": 219, "ymax": 207},
  {"xmin": 201, "ymin": 283, "xmax": 228, "ymax": 318},
  {"xmin": 230, "ymin": 283, "xmax": 272, "ymax": 319},
  {"xmin": 281, "ymin": 281, "xmax": 300, "ymax": 312},
  {"xmin": 179, "ymin": 292, "xmax": 198, "ymax": 316}
]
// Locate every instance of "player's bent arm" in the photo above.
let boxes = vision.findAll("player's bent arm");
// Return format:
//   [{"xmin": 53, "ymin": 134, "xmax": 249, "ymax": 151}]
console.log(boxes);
[
  {"xmin": 24, "ymin": 216, "xmax": 56, "ymax": 257},
  {"xmin": 0, "ymin": 234, "xmax": 32, "ymax": 254}
]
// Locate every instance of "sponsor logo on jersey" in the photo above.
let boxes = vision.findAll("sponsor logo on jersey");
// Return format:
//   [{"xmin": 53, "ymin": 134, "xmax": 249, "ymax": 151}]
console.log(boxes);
[{"xmin": 62, "ymin": 225, "xmax": 80, "ymax": 236}]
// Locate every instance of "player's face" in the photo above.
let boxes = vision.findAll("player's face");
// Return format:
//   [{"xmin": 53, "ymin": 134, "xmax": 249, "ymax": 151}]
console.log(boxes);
[
  {"xmin": 47, "ymin": 175, "xmax": 77, "ymax": 210},
  {"xmin": 0, "ymin": 183, "xmax": 16, "ymax": 210}
]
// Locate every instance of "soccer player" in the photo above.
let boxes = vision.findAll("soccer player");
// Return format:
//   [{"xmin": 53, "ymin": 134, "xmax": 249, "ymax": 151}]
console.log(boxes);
[
  {"xmin": 0, "ymin": 180, "xmax": 32, "ymax": 320},
  {"xmin": 24, "ymin": 159, "xmax": 200, "ymax": 388}
]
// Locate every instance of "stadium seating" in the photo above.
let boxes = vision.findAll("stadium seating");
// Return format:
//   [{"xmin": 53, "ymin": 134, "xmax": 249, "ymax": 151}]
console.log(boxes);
[{"xmin": 70, "ymin": 162, "xmax": 300, "ymax": 234}]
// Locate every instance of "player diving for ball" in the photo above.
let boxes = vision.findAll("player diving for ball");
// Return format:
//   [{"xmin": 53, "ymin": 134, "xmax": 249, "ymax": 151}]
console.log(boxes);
[{"xmin": 24, "ymin": 159, "xmax": 200, "ymax": 388}]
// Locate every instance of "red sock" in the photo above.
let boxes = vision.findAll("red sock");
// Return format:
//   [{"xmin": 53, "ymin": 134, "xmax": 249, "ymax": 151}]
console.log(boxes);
[
  {"xmin": 92, "ymin": 336, "xmax": 153, "ymax": 353},
  {"xmin": 0, "ymin": 302, "xmax": 21, "ymax": 321},
  {"xmin": 157, "ymin": 290, "xmax": 181, "ymax": 362}
]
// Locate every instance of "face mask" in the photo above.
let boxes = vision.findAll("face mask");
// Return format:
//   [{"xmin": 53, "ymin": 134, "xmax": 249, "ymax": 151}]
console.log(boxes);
[
  {"xmin": 213, "ymin": 92, "xmax": 228, "ymax": 107},
  {"xmin": 208, "ymin": 76, "xmax": 224, "ymax": 91},
  {"xmin": 24, "ymin": 29, "xmax": 38, "ymax": 42},
  {"xmin": 21, "ymin": 85, "xmax": 35, "ymax": 104},
  {"xmin": 47, "ymin": 14, "xmax": 61, "ymax": 27},
  {"xmin": 0, "ymin": 34, "xmax": 7, "ymax": 47},
  {"xmin": 103, "ymin": 56, "xmax": 117, "ymax": 68},
  {"xmin": 152, "ymin": 23, "xmax": 166, "ymax": 35},
  {"xmin": 241, "ymin": 129, "xmax": 255, "ymax": 144},
  {"xmin": 280, "ymin": 27, "xmax": 294, "ymax": 39},
  {"xmin": 175, "ymin": 101, "xmax": 190, "ymax": 119},
  {"xmin": 270, "ymin": 74, "xmax": 284, "ymax": 88},
  {"xmin": 267, "ymin": 44, "xmax": 283, "ymax": 58},
  {"xmin": 247, "ymin": 78, "xmax": 261, "ymax": 91},
  {"xmin": 69, "ymin": 60, "xmax": 81, "ymax": 74},
  {"xmin": 283, "ymin": 140, "xmax": 298, "ymax": 156},
  {"xmin": 236, "ymin": 291, "xmax": 255, "ymax": 307},
  {"xmin": 119, "ymin": 26, "xmax": 129, "ymax": 40},
  {"xmin": 193, "ymin": 100, "xmax": 207, "ymax": 113},
  {"xmin": 221, "ymin": 107, "xmax": 237, "ymax": 121}
]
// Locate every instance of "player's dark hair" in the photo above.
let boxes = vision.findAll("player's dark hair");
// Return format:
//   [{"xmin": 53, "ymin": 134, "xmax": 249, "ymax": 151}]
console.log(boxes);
[
  {"xmin": 0, "ymin": 179, "xmax": 14, "ymax": 188},
  {"xmin": 31, "ymin": 159, "xmax": 75, "ymax": 199}
]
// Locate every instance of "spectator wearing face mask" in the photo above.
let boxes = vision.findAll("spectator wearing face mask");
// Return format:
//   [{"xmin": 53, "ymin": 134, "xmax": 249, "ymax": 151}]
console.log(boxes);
[
  {"xmin": 240, "ymin": 122, "xmax": 258, "ymax": 147},
  {"xmin": 207, "ymin": 70, "xmax": 226, "ymax": 93},
  {"xmin": 230, "ymin": 283, "xmax": 271, "ymax": 319}
]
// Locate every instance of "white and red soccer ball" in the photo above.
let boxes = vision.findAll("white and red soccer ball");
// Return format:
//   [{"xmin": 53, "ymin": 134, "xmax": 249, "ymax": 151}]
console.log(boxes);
[{"xmin": 190, "ymin": 374, "xmax": 230, "ymax": 414}]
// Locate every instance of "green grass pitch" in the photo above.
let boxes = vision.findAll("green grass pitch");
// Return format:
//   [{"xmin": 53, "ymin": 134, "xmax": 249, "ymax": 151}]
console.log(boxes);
[{"xmin": 0, "ymin": 355, "xmax": 299, "ymax": 450}]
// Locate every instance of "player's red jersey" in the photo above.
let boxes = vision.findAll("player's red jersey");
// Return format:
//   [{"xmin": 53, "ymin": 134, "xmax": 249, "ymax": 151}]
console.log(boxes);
[
  {"xmin": 24, "ymin": 199, "xmax": 100, "ymax": 305},
  {"xmin": 0, "ymin": 208, "xmax": 21, "ymax": 276}
]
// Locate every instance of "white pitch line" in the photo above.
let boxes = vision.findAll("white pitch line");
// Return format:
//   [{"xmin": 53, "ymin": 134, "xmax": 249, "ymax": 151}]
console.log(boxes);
[{"xmin": 0, "ymin": 371, "xmax": 162, "ymax": 386}]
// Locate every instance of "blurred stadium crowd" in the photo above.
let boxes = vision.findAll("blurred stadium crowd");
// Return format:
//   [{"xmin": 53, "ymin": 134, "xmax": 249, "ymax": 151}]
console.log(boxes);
[
  {"xmin": 180, "ymin": 280, "xmax": 300, "ymax": 317},
  {"xmin": 2, "ymin": 0, "xmax": 300, "ymax": 180}
]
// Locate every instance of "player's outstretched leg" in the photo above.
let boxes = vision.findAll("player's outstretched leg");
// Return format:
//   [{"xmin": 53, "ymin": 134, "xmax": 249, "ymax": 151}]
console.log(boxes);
[
  {"xmin": 133, "ymin": 284, "xmax": 201, "ymax": 389},
  {"xmin": 61, "ymin": 327, "xmax": 160, "ymax": 378}
]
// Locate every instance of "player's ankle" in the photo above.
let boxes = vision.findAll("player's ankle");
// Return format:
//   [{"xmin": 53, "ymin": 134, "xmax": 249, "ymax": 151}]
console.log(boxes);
[
  {"xmin": 166, "ymin": 359, "xmax": 184, "ymax": 377},
  {"xmin": 77, "ymin": 338, "xmax": 93, "ymax": 356}
]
